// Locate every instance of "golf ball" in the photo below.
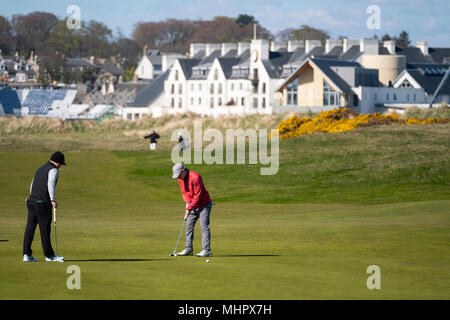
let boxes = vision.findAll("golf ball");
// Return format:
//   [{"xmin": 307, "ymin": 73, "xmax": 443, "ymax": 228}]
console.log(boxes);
[{"xmin": 206, "ymin": 259, "xmax": 210, "ymax": 263}]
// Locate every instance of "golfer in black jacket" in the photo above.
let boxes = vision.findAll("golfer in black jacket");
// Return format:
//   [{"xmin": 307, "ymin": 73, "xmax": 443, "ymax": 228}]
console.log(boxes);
[
  {"xmin": 144, "ymin": 129, "xmax": 160, "ymax": 150},
  {"xmin": 23, "ymin": 152, "xmax": 65, "ymax": 262}
]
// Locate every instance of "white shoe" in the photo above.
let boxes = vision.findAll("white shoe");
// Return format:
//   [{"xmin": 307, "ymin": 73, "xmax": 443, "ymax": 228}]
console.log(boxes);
[
  {"xmin": 46, "ymin": 255, "xmax": 64, "ymax": 262},
  {"xmin": 23, "ymin": 254, "xmax": 37, "ymax": 262},
  {"xmin": 196, "ymin": 250, "xmax": 212, "ymax": 257},
  {"xmin": 177, "ymin": 249, "xmax": 193, "ymax": 256}
]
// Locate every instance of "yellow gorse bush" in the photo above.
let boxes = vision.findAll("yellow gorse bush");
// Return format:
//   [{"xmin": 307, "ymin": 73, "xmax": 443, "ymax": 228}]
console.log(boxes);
[{"xmin": 278, "ymin": 108, "xmax": 449, "ymax": 139}]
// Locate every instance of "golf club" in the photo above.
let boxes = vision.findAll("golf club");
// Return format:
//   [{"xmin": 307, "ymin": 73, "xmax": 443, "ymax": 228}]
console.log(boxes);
[
  {"xmin": 169, "ymin": 217, "xmax": 186, "ymax": 256},
  {"xmin": 53, "ymin": 207, "xmax": 63, "ymax": 263},
  {"xmin": 53, "ymin": 207, "xmax": 58, "ymax": 256}
]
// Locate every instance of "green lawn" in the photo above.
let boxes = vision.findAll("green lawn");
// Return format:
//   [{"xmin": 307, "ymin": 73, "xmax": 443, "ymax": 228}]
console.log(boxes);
[{"xmin": 0, "ymin": 123, "xmax": 449, "ymax": 299}]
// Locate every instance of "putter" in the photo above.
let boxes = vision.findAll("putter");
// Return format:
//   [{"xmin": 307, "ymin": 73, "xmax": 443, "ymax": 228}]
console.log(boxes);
[
  {"xmin": 53, "ymin": 207, "xmax": 63, "ymax": 263},
  {"xmin": 169, "ymin": 217, "xmax": 187, "ymax": 256},
  {"xmin": 53, "ymin": 207, "xmax": 58, "ymax": 256}
]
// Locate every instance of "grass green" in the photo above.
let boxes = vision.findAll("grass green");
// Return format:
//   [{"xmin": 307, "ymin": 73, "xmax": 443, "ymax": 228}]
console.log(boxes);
[{"xmin": 0, "ymin": 120, "xmax": 449, "ymax": 299}]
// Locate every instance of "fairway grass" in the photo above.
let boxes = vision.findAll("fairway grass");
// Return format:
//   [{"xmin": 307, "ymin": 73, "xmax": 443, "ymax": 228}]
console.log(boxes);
[{"xmin": 0, "ymin": 123, "xmax": 449, "ymax": 299}]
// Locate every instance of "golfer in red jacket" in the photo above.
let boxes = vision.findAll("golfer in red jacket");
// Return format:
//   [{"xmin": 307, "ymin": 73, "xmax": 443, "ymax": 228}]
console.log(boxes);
[{"xmin": 172, "ymin": 163, "xmax": 213, "ymax": 257}]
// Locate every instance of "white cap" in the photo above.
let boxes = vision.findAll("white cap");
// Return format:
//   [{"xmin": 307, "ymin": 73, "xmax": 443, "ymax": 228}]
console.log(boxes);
[{"xmin": 172, "ymin": 163, "xmax": 184, "ymax": 179}]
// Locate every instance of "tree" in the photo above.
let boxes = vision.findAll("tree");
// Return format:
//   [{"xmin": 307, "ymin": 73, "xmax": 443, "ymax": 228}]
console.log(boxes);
[
  {"xmin": 235, "ymin": 14, "xmax": 255, "ymax": 27},
  {"xmin": 292, "ymin": 25, "xmax": 329, "ymax": 44},
  {"xmin": 79, "ymin": 20, "xmax": 113, "ymax": 58},
  {"xmin": 0, "ymin": 16, "xmax": 14, "ymax": 55},
  {"xmin": 276, "ymin": 28, "xmax": 294, "ymax": 41},
  {"xmin": 396, "ymin": 30, "xmax": 411, "ymax": 48},
  {"xmin": 11, "ymin": 12, "xmax": 58, "ymax": 57}
]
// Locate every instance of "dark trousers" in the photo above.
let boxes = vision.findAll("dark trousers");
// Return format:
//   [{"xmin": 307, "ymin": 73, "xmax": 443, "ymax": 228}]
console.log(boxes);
[{"xmin": 23, "ymin": 199, "xmax": 54, "ymax": 258}]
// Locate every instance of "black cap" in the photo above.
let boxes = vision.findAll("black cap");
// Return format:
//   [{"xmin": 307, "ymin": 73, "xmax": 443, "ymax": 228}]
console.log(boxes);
[{"xmin": 50, "ymin": 151, "xmax": 66, "ymax": 165}]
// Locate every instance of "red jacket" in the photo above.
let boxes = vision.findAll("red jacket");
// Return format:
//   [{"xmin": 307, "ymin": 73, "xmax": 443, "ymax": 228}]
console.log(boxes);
[{"xmin": 178, "ymin": 170, "xmax": 211, "ymax": 210}]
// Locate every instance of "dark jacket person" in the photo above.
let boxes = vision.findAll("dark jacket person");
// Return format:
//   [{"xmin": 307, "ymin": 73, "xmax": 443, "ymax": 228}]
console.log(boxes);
[{"xmin": 23, "ymin": 152, "xmax": 65, "ymax": 262}]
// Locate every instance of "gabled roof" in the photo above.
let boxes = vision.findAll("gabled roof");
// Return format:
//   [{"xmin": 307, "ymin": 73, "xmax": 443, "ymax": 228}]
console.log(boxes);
[
  {"xmin": 128, "ymin": 70, "xmax": 170, "ymax": 107},
  {"xmin": 178, "ymin": 59, "xmax": 202, "ymax": 79},
  {"xmin": 199, "ymin": 50, "xmax": 221, "ymax": 65},
  {"xmin": 428, "ymin": 48, "xmax": 450, "ymax": 64},
  {"xmin": 192, "ymin": 50, "xmax": 206, "ymax": 59},
  {"xmin": 326, "ymin": 46, "xmax": 343, "ymax": 57},
  {"xmin": 399, "ymin": 63, "xmax": 450, "ymax": 95},
  {"xmin": 262, "ymin": 51, "xmax": 293, "ymax": 78},
  {"xmin": 223, "ymin": 49, "xmax": 238, "ymax": 58},
  {"xmin": 287, "ymin": 47, "xmax": 306, "ymax": 64},
  {"xmin": 278, "ymin": 58, "xmax": 361, "ymax": 94},
  {"xmin": 217, "ymin": 58, "xmax": 240, "ymax": 79},
  {"xmin": 148, "ymin": 55, "xmax": 162, "ymax": 66},
  {"xmin": 395, "ymin": 47, "xmax": 427, "ymax": 63},
  {"xmin": 339, "ymin": 45, "xmax": 362, "ymax": 61}
]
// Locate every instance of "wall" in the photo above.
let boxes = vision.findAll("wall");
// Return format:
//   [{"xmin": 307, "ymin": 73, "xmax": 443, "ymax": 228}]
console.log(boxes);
[{"xmin": 360, "ymin": 55, "xmax": 406, "ymax": 86}]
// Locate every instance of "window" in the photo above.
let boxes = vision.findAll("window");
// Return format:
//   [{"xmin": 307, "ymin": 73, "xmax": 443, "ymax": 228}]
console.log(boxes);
[
  {"xmin": 393, "ymin": 94, "xmax": 397, "ymax": 101},
  {"xmin": 374, "ymin": 93, "xmax": 377, "ymax": 101},
  {"xmin": 287, "ymin": 77, "xmax": 298, "ymax": 105},
  {"xmin": 231, "ymin": 83, "xmax": 234, "ymax": 91},
  {"xmin": 210, "ymin": 97, "xmax": 214, "ymax": 108},
  {"xmin": 323, "ymin": 80, "xmax": 339, "ymax": 106},
  {"xmin": 175, "ymin": 70, "xmax": 179, "ymax": 81},
  {"xmin": 218, "ymin": 84, "xmax": 222, "ymax": 94},
  {"xmin": 178, "ymin": 98, "xmax": 182, "ymax": 109},
  {"xmin": 413, "ymin": 94, "xmax": 416, "ymax": 101},
  {"xmin": 253, "ymin": 68, "xmax": 258, "ymax": 80},
  {"xmin": 135, "ymin": 113, "xmax": 140, "ymax": 119},
  {"xmin": 191, "ymin": 83, "xmax": 194, "ymax": 91},
  {"xmin": 262, "ymin": 83, "xmax": 266, "ymax": 94},
  {"xmin": 241, "ymin": 97, "xmax": 245, "ymax": 106},
  {"xmin": 171, "ymin": 98, "xmax": 175, "ymax": 108},
  {"xmin": 253, "ymin": 98, "xmax": 258, "ymax": 108},
  {"xmin": 191, "ymin": 97, "xmax": 194, "ymax": 105},
  {"xmin": 262, "ymin": 98, "xmax": 266, "ymax": 108},
  {"xmin": 178, "ymin": 84, "xmax": 182, "ymax": 94},
  {"xmin": 386, "ymin": 93, "xmax": 390, "ymax": 101},
  {"xmin": 218, "ymin": 97, "xmax": 222, "ymax": 106},
  {"xmin": 214, "ymin": 69, "xmax": 218, "ymax": 80},
  {"xmin": 199, "ymin": 83, "xmax": 202, "ymax": 91},
  {"xmin": 127, "ymin": 113, "xmax": 132, "ymax": 120},
  {"xmin": 353, "ymin": 95, "xmax": 359, "ymax": 106},
  {"xmin": 199, "ymin": 97, "xmax": 202, "ymax": 104},
  {"xmin": 400, "ymin": 79, "xmax": 412, "ymax": 88},
  {"xmin": 239, "ymin": 83, "xmax": 243, "ymax": 90},
  {"xmin": 171, "ymin": 84, "xmax": 174, "ymax": 94},
  {"xmin": 210, "ymin": 84, "xmax": 214, "ymax": 94},
  {"xmin": 407, "ymin": 94, "xmax": 410, "ymax": 101}
]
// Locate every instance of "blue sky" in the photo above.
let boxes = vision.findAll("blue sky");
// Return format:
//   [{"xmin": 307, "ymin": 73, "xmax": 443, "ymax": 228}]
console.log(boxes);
[{"xmin": 2, "ymin": 0, "xmax": 450, "ymax": 47}]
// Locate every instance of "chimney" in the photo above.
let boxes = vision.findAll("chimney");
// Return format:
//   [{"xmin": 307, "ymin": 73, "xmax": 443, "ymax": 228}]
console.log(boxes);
[
  {"xmin": 270, "ymin": 41, "xmax": 287, "ymax": 52},
  {"xmin": 305, "ymin": 40, "xmax": 322, "ymax": 53},
  {"xmin": 287, "ymin": 40, "xmax": 304, "ymax": 52},
  {"xmin": 251, "ymin": 39, "xmax": 270, "ymax": 61},
  {"xmin": 383, "ymin": 40, "xmax": 396, "ymax": 55},
  {"xmin": 221, "ymin": 42, "xmax": 237, "ymax": 56},
  {"xmin": 237, "ymin": 42, "xmax": 251, "ymax": 56},
  {"xmin": 205, "ymin": 43, "xmax": 221, "ymax": 56},
  {"xmin": 417, "ymin": 41, "xmax": 428, "ymax": 56},
  {"xmin": 143, "ymin": 44, "xmax": 148, "ymax": 57},
  {"xmin": 360, "ymin": 38, "xmax": 379, "ymax": 55},
  {"xmin": 325, "ymin": 39, "xmax": 343, "ymax": 54},
  {"xmin": 343, "ymin": 39, "xmax": 359, "ymax": 53},
  {"xmin": 189, "ymin": 43, "xmax": 206, "ymax": 58}
]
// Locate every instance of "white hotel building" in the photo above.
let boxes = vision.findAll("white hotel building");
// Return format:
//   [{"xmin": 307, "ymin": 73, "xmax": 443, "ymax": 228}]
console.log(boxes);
[{"xmin": 123, "ymin": 38, "xmax": 450, "ymax": 119}]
